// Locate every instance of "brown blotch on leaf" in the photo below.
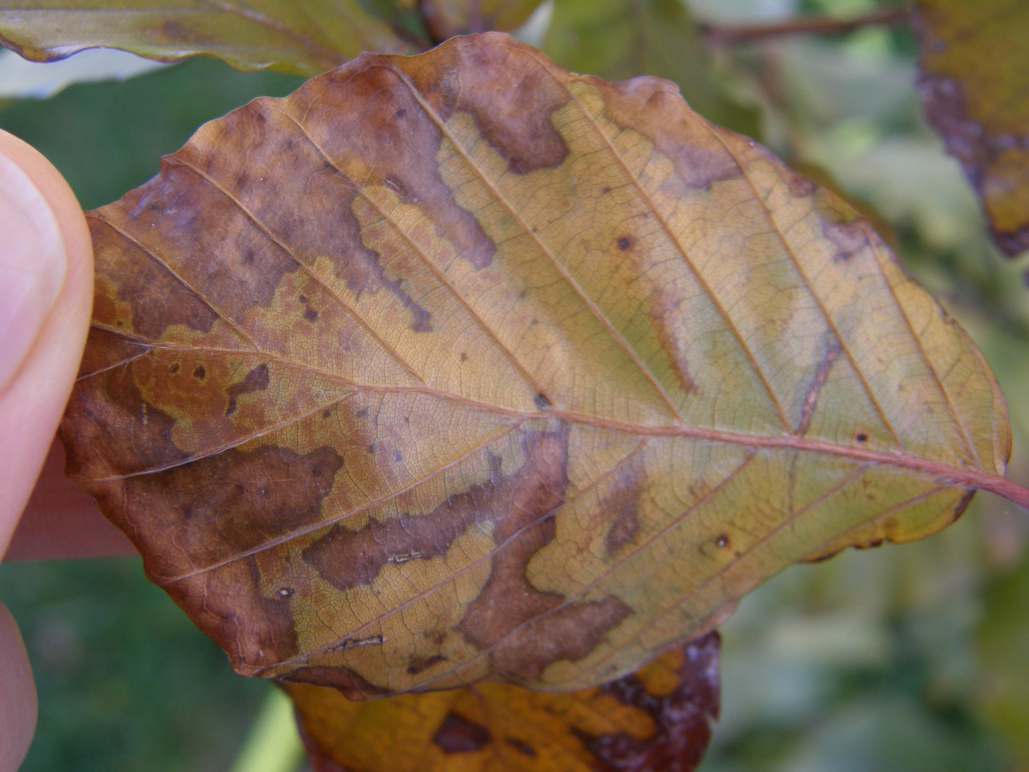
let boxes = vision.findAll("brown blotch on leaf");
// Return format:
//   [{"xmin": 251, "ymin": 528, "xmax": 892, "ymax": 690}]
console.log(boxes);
[
  {"xmin": 822, "ymin": 215, "xmax": 868, "ymax": 264},
  {"xmin": 132, "ymin": 445, "xmax": 343, "ymax": 574},
  {"xmin": 225, "ymin": 363, "xmax": 270, "ymax": 416},
  {"xmin": 432, "ymin": 713, "xmax": 491, "ymax": 754},
  {"xmin": 280, "ymin": 666, "xmax": 389, "ymax": 699},
  {"xmin": 405, "ymin": 654, "xmax": 448, "ymax": 676},
  {"xmin": 89, "ymin": 216, "xmax": 221, "ymax": 339},
  {"xmin": 407, "ymin": 35, "xmax": 570, "ymax": 175},
  {"xmin": 62, "ymin": 366, "xmax": 186, "ymax": 481},
  {"xmin": 303, "ymin": 425, "xmax": 560, "ymax": 593},
  {"xmin": 603, "ymin": 457, "xmax": 647, "ymax": 556},
  {"xmin": 451, "ymin": 426, "xmax": 633, "ymax": 682}
]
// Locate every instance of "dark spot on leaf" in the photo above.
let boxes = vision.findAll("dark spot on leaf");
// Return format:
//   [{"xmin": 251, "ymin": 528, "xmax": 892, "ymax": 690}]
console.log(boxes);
[
  {"xmin": 506, "ymin": 738, "xmax": 536, "ymax": 757},
  {"xmin": 168, "ymin": 362, "xmax": 180, "ymax": 374},
  {"xmin": 617, "ymin": 235, "xmax": 634, "ymax": 251},
  {"xmin": 193, "ymin": 365, "xmax": 206, "ymax": 380},
  {"xmin": 856, "ymin": 432, "xmax": 868, "ymax": 443},
  {"xmin": 460, "ymin": 352, "xmax": 468, "ymax": 362},
  {"xmin": 304, "ymin": 307, "xmax": 319, "ymax": 322},
  {"xmin": 393, "ymin": 450, "xmax": 403, "ymax": 463},
  {"xmin": 534, "ymin": 392, "xmax": 551, "ymax": 410},
  {"xmin": 432, "ymin": 713, "xmax": 491, "ymax": 754},
  {"xmin": 405, "ymin": 654, "xmax": 447, "ymax": 676}
]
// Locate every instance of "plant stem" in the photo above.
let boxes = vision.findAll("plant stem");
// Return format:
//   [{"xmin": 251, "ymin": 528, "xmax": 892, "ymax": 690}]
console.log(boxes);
[
  {"xmin": 701, "ymin": 7, "xmax": 910, "ymax": 46},
  {"xmin": 228, "ymin": 688, "xmax": 304, "ymax": 772}
]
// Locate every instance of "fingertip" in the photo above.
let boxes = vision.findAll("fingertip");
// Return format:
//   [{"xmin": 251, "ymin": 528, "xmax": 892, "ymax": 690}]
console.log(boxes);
[
  {"xmin": 0, "ymin": 130, "xmax": 92, "ymax": 288},
  {"xmin": 0, "ymin": 131, "xmax": 94, "ymax": 557}
]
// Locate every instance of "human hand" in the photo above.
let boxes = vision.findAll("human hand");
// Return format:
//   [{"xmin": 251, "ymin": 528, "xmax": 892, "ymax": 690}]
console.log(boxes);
[{"xmin": 0, "ymin": 130, "xmax": 134, "ymax": 771}]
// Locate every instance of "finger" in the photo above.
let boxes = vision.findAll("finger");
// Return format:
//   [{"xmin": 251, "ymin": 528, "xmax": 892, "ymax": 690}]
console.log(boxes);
[
  {"xmin": 6, "ymin": 440, "xmax": 135, "ymax": 560},
  {"xmin": 0, "ymin": 603, "xmax": 37, "ymax": 772},
  {"xmin": 0, "ymin": 130, "xmax": 93, "ymax": 558}
]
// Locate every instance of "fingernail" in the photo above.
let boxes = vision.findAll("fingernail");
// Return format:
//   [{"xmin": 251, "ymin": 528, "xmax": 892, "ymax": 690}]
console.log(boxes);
[{"xmin": 0, "ymin": 153, "xmax": 67, "ymax": 392}]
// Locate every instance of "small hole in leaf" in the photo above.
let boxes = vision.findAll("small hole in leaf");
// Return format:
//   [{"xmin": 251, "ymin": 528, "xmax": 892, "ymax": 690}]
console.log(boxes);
[
  {"xmin": 277, "ymin": 587, "xmax": 294, "ymax": 599},
  {"xmin": 715, "ymin": 533, "xmax": 730, "ymax": 549}
]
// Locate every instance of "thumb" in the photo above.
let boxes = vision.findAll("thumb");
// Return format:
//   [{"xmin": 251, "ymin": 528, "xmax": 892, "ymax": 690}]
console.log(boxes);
[
  {"xmin": 0, "ymin": 130, "xmax": 93, "ymax": 553},
  {"xmin": 0, "ymin": 130, "xmax": 93, "ymax": 771}
]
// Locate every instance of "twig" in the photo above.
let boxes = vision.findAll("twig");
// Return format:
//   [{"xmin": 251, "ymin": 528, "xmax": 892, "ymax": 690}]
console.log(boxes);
[{"xmin": 701, "ymin": 6, "xmax": 911, "ymax": 46}]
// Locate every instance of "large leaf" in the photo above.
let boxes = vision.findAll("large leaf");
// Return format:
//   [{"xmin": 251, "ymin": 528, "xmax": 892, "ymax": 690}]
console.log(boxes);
[
  {"xmin": 914, "ymin": 0, "xmax": 1029, "ymax": 257},
  {"xmin": 544, "ymin": 0, "xmax": 758, "ymax": 136},
  {"xmin": 61, "ymin": 32, "xmax": 1025, "ymax": 699},
  {"xmin": 0, "ymin": 0, "xmax": 414, "ymax": 75},
  {"xmin": 291, "ymin": 632, "xmax": 719, "ymax": 771}
]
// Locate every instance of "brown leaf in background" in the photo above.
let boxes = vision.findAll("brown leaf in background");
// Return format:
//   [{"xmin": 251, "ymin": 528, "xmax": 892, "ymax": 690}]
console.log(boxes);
[
  {"xmin": 419, "ymin": 0, "xmax": 543, "ymax": 41},
  {"xmin": 290, "ymin": 632, "xmax": 720, "ymax": 772},
  {"xmin": 60, "ymin": 32, "xmax": 1021, "ymax": 700},
  {"xmin": 915, "ymin": 0, "xmax": 1029, "ymax": 257}
]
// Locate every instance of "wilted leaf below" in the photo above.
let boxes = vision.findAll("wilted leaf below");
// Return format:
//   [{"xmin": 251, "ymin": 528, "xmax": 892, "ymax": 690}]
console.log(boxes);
[
  {"xmin": 61, "ymin": 33, "xmax": 1021, "ymax": 700},
  {"xmin": 290, "ymin": 632, "xmax": 719, "ymax": 772}
]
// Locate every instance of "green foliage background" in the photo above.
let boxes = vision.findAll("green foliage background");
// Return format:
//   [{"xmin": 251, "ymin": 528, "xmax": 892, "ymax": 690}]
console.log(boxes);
[{"xmin": 1, "ymin": 0, "xmax": 1027, "ymax": 770}]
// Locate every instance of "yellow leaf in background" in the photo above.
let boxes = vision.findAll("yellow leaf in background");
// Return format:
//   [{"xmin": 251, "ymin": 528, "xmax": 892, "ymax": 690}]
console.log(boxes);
[{"xmin": 289, "ymin": 633, "xmax": 720, "ymax": 772}]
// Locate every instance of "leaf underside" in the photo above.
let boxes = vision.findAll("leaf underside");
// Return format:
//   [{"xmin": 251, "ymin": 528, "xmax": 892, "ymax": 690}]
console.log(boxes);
[
  {"xmin": 291, "ymin": 632, "xmax": 720, "ymax": 772},
  {"xmin": 61, "ymin": 32, "xmax": 1011, "ymax": 698}
]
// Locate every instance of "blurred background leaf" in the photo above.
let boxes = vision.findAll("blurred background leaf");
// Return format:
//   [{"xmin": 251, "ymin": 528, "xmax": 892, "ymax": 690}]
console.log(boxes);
[
  {"xmin": 419, "ymin": 0, "xmax": 545, "ymax": 40},
  {"xmin": 0, "ymin": 0, "xmax": 416, "ymax": 75},
  {"xmin": 913, "ymin": 0, "xmax": 1029, "ymax": 257},
  {"xmin": 545, "ymin": 0, "xmax": 760, "ymax": 136}
]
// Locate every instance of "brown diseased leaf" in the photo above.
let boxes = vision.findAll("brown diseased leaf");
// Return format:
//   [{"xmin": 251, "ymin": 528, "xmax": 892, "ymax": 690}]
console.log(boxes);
[
  {"xmin": 0, "ymin": 0, "xmax": 413, "ymax": 75},
  {"xmin": 914, "ymin": 0, "xmax": 1029, "ymax": 257},
  {"xmin": 61, "ymin": 32, "xmax": 1024, "ymax": 699},
  {"xmin": 290, "ymin": 632, "xmax": 720, "ymax": 772}
]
